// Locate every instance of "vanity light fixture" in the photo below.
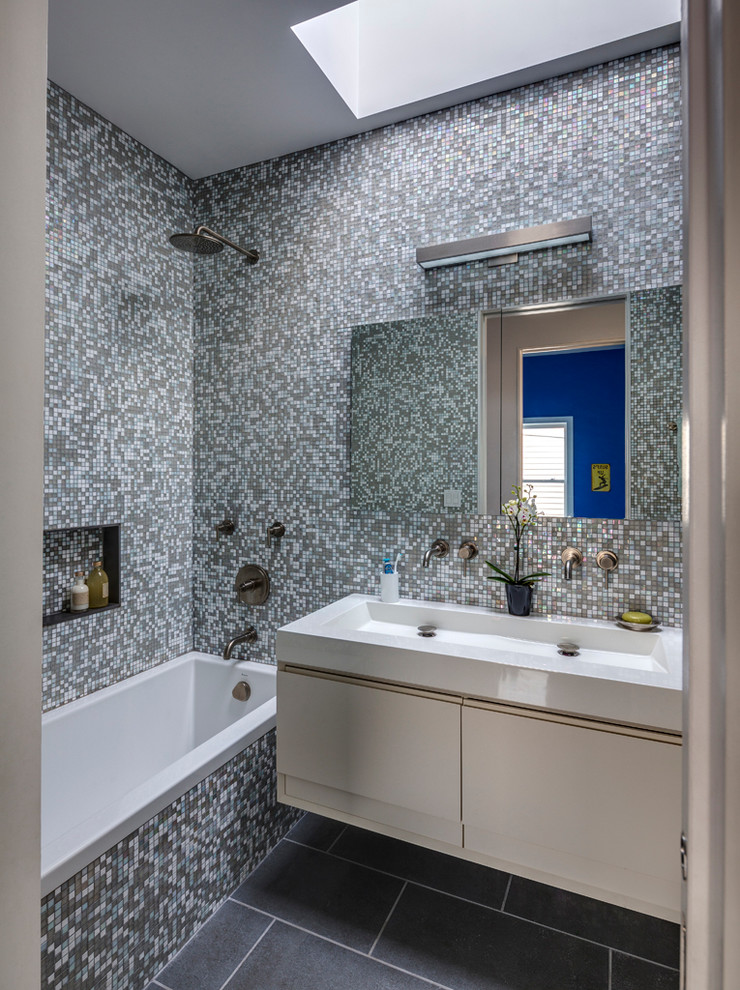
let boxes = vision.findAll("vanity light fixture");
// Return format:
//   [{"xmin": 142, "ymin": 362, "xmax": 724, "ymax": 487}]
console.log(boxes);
[{"xmin": 415, "ymin": 216, "xmax": 592, "ymax": 270}]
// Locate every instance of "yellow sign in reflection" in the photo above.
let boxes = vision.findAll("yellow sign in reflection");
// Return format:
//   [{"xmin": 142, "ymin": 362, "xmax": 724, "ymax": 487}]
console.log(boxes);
[{"xmin": 591, "ymin": 464, "xmax": 611, "ymax": 492}]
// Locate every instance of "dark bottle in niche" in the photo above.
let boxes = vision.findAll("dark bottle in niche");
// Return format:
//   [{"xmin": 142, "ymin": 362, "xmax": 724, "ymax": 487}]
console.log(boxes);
[{"xmin": 87, "ymin": 560, "xmax": 109, "ymax": 608}]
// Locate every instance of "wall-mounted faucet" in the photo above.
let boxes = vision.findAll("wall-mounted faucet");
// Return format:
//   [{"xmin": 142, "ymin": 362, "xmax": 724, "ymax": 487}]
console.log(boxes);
[
  {"xmin": 214, "ymin": 518, "xmax": 235, "ymax": 536},
  {"xmin": 422, "ymin": 539, "xmax": 450, "ymax": 567},
  {"xmin": 561, "ymin": 547, "xmax": 583, "ymax": 581},
  {"xmin": 223, "ymin": 626, "xmax": 257, "ymax": 660},
  {"xmin": 266, "ymin": 521, "xmax": 285, "ymax": 547}
]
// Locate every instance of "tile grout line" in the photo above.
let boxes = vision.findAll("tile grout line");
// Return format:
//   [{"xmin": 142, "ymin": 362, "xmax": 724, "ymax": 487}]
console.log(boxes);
[
  {"xmin": 499, "ymin": 874, "xmax": 513, "ymax": 912},
  {"xmin": 608, "ymin": 947, "xmax": 613, "ymax": 990},
  {"xmin": 325, "ymin": 824, "xmax": 348, "ymax": 854},
  {"xmin": 220, "ymin": 917, "xmax": 275, "ymax": 990},
  {"xmin": 369, "ymin": 880, "xmax": 408, "ymax": 956},
  {"xmin": 149, "ymin": 895, "xmax": 242, "ymax": 989},
  {"xmin": 148, "ymin": 849, "xmax": 285, "ymax": 990},
  {"xmin": 280, "ymin": 836, "xmax": 679, "ymax": 971},
  {"xmin": 227, "ymin": 894, "xmax": 457, "ymax": 990},
  {"xmin": 500, "ymin": 910, "xmax": 680, "ymax": 972}
]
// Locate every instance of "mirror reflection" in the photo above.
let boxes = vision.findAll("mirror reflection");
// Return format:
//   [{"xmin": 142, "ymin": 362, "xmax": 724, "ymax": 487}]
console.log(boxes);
[
  {"xmin": 349, "ymin": 287, "xmax": 682, "ymax": 521},
  {"xmin": 520, "ymin": 345, "xmax": 626, "ymax": 517}
]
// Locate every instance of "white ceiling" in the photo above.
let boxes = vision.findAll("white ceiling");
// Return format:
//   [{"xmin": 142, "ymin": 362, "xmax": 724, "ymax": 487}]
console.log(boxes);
[{"xmin": 47, "ymin": 0, "xmax": 680, "ymax": 179}]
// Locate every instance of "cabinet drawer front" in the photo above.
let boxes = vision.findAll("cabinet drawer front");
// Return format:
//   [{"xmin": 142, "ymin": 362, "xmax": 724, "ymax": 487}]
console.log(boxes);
[
  {"xmin": 278, "ymin": 669, "xmax": 461, "ymax": 822},
  {"xmin": 462, "ymin": 706, "xmax": 681, "ymax": 884}
]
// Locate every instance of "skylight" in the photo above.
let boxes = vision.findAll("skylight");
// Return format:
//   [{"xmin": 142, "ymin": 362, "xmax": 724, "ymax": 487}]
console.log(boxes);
[{"xmin": 293, "ymin": 0, "xmax": 680, "ymax": 119}]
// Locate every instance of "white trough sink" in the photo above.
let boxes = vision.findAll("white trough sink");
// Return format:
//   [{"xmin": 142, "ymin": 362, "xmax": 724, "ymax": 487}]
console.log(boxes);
[{"xmin": 277, "ymin": 595, "xmax": 682, "ymax": 732}]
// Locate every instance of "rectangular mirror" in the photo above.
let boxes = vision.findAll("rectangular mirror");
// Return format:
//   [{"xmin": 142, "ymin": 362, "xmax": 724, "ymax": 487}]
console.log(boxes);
[{"xmin": 349, "ymin": 286, "xmax": 682, "ymax": 520}]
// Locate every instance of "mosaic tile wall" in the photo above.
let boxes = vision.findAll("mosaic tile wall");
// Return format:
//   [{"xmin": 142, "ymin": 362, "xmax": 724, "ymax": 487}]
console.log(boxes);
[
  {"xmin": 191, "ymin": 45, "xmax": 683, "ymax": 662},
  {"xmin": 41, "ymin": 729, "xmax": 299, "ymax": 990},
  {"xmin": 44, "ymin": 82, "xmax": 195, "ymax": 712},
  {"xmin": 630, "ymin": 285, "xmax": 683, "ymax": 519},
  {"xmin": 350, "ymin": 313, "xmax": 479, "ymax": 512}
]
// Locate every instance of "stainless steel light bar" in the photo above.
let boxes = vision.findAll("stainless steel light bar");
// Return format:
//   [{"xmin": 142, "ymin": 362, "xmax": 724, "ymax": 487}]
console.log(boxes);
[{"xmin": 416, "ymin": 216, "xmax": 592, "ymax": 269}]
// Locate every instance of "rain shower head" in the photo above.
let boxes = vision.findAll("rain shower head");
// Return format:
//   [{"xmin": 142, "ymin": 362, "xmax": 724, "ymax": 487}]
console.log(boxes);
[
  {"xmin": 169, "ymin": 225, "xmax": 259, "ymax": 263},
  {"xmin": 170, "ymin": 231, "xmax": 223, "ymax": 255}
]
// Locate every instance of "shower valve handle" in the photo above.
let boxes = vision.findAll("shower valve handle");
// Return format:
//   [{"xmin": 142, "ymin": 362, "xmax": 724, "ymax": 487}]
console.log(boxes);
[{"xmin": 266, "ymin": 522, "xmax": 285, "ymax": 547}]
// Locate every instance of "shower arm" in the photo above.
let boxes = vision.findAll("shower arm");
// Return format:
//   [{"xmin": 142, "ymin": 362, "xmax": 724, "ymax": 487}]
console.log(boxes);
[{"xmin": 195, "ymin": 225, "xmax": 259, "ymax": 263}]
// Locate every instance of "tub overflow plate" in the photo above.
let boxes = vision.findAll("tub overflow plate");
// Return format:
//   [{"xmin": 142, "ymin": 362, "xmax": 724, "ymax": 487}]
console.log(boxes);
[{"xmin": 232, "ymin": 680, "xmax": 251, "ymax": 702}]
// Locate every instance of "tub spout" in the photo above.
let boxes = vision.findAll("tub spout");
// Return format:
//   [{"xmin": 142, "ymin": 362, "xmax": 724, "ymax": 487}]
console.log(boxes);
[{"xmin": 224, "ymin": 626, "xmax": 257, "ymax": 660}]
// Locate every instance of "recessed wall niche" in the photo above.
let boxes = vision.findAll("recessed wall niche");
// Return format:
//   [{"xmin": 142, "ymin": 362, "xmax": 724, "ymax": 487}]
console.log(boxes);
[{"xmin": 42, "ymin": 524, "xmax": 121, "ymax": 625}]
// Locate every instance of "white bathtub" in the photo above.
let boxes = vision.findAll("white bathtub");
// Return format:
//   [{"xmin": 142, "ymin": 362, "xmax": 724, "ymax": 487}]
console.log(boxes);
[{"xmin": 41, "ymin": 651, "xmax": 276, "ymax": 897}]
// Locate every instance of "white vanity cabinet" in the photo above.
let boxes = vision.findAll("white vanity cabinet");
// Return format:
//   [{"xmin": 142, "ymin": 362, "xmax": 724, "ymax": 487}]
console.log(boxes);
[
  {"xmin": 277, "ymin": 667, "xmax": 463, "ymax": 845},
  {"xmin": 276, "ymin": 662, "xmax": 682, "ymax": 921},
  {"xmin": 461, "ymin": 700, "xmax": 682, "ymax": 917}
]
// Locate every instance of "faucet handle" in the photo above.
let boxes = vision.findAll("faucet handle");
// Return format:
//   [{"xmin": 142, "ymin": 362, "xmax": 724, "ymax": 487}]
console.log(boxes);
[
  {"xmin": 596, "ymin": 549, "xmax": 618, "ymax": 572},
  {"xmin": 458, "ymin": 540, "xmax": 479, "ymax": 560},
  {"xmin": 266, "ymin": 521, "xmax": 285, "ymax": 547},
  {"xmin": 235, "ymin": 564, "xmax": 270, "ymax": 604}
]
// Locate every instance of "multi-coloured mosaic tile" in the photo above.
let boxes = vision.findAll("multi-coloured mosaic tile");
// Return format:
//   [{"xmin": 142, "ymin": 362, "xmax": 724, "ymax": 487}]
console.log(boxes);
[
  {"xmin": 630, "ymin": 286, "xmax": 683, "ymax": 520},
  {"xmin": 44, "ymin": 81, "xmax": 195, "ymax": 712},
  {"xmin": 40, "ymin": 730, "xmax": 299, "ymax": 990},
  {"xmin": 350, "ymin": 313, "xmax": 479, "ymax": 512}
]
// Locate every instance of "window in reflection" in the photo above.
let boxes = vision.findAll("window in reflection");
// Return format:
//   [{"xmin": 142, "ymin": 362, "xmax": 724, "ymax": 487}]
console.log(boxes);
[{"xmin": 522, "ymin": 419, "xmax": 571, "ymax": 516}]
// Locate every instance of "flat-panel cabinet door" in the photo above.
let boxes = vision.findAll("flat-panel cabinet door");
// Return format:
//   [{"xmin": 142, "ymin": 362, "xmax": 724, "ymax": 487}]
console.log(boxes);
[
  {"xmin": 462, "ymin": 705, "xmax": 681, "ymax": 916},
  {"xmin": 278, "ymin": 669, "xmax": 461, "ymax": 840}
]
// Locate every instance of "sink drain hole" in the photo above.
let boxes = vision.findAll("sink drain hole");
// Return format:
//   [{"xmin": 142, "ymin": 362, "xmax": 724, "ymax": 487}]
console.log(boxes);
[
  {"xmin": 418, "ymin": 625, "xmax": 437, "ymax": 638},
  {"xmin": 557, "ymin": 642, "xmax": 580, "ymax": 657}
]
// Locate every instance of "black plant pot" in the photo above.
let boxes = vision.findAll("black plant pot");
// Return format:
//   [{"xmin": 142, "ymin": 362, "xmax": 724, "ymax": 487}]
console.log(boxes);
[{"xmin": 506, "ymin": 583, "xmax": 533, "ymax": 616}]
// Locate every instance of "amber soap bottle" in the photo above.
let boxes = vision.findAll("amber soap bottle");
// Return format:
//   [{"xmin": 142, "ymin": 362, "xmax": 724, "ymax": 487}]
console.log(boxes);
[{"xmin": 87, "ymin": 560, "xmax": 109, "ymax": 608}]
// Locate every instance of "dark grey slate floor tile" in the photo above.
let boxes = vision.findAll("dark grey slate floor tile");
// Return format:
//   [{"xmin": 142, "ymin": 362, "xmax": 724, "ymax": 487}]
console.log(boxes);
[
  {"xmin": 227, "ymin": 920, "xmax": 441, "ymax": 990},
  {"xmin": 504, "ymin": 877, "xmax": 680, "ymax": 968},
  {"xmin": 286, "ymin": 812, "xmax": 346, "ymax": 851},
  {"xmin": 156, "ymin": 900, "xmax": 270, "ymax": 990},
  {"xmin": 332, "ymin": 826, "xmax": 509, "ymax": 910},
  {"xmin": 611, "ymin": 952, "xmax": 680, "ymax": 990},
  {"xmin": 374, "ymin": 883, "xmax": 609, "ymax": 990},
  {"xmin": 232, "ymin": 840, "xmax": 404, "ymax": 952}
]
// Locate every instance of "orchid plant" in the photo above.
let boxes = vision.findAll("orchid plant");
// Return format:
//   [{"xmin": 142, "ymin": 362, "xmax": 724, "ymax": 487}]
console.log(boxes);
[{"xmin": 485, "ymin": 485, "xmax": 550, "ymax": 587}]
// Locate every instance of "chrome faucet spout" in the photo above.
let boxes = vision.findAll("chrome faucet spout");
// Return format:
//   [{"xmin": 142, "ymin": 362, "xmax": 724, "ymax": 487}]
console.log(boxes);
[
  {"xmin": 564, "ymin": 559, "xmax": 573, "ymax": 581},
  {"xmin": 422, "ymin": 539, "xmax": 450, "ymax": 568},
  {"xmin": 223, "ymin": 626, "xmax": 257, "ymax": 660}
]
